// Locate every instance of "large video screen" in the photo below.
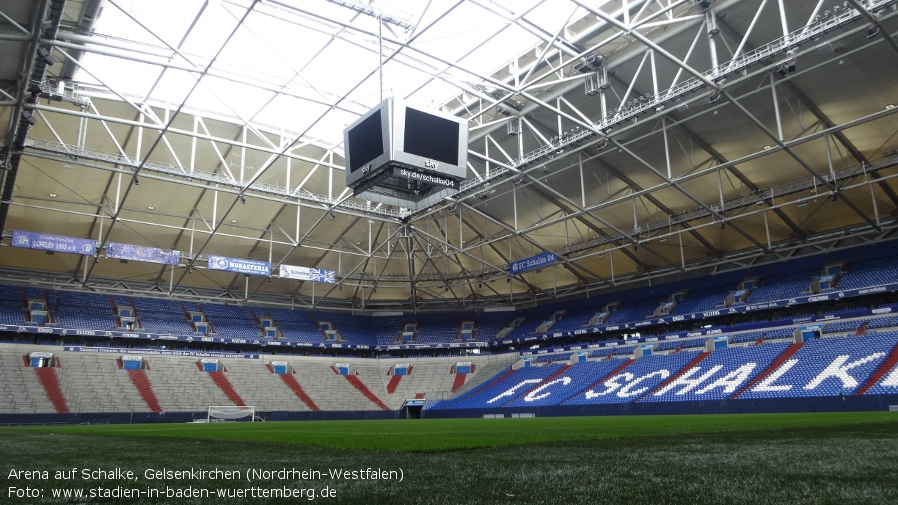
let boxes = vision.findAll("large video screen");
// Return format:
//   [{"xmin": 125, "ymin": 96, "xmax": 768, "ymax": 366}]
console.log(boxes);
[
  {"xmin": 344, "ymin": 98, "xmax": 468, "ymax": 200},
  {"xmin": 402, "ymin": 107, "xmax": 459, "ymax": 166},
  {"xmin": 346, "ymin": 109, "xmax": 385, "ymax": 173}
]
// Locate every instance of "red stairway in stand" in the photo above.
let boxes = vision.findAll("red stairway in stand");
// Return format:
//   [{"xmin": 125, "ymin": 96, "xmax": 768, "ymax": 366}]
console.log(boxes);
[
  {"xmin": 344, "ymin": 375, "xmax": 390, "ymax": 410},
  {"xmin": 458, "ymin": 368, "xmax": 516, "ymax": 398},
  {"xmin": 208, "ymin": 371, "xmax": 246, "ymax": 406},
  {"xmin": 731, "ymin": 343, "xmax": 804, "ymax": 399},
  {"xmin": 128, "ymin": 370, "xmax": 163, "ymax": 413},
  {"xmin": 278, "ymin": 375, "xmax": 319, "ymax": 411},
  {"xmin": 564, "ymin": 359, "xmax": 634, "ymax": 403},
  {"xmin": 512, "ymin": 365, "xmax": 571, "ymax": 401},
  {"xmin": 386, "ymin": 367, "xmax": 413, "ymax": 394},
  {"xmin": 542, "ymin": 365, "xmax": 571, "ymax": 383},
  {"xmin": 34, "ymin": 368, "xmax": 69, "ymax": 413},
  {"xmin": 386, "ymin": 375, "xmax": 403, "ymax": 394},
  {"xmin": 451, "ymin": 373, "xmax": 468, "ymax": 392},
  {"xmin": 855, "ymin": 342, "xmax": 898, "ymax": 395},
  {"xmin": 561, "ymin": 359, "xmax": 635, "ymax": 405},
  {"xmin": 636, "ymin": 352, "xmax": 711, "ymax": 402}
]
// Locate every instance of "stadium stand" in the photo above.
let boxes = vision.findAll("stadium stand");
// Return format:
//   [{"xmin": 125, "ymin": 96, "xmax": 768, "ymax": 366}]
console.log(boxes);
[
  {"xmin": 3, "ymin": 328, "xmax": 898, "ymax": 417},
  {"xmin": 3, "ymin": 241, "xmax": 898, "ymax": 420},
  {"xmin": 0, "ymin": 345, "xmax": 515, "ymax": 416},
  {"xmin": 4, "ymin": 241, "xmax": 898, "ymax": 347}
]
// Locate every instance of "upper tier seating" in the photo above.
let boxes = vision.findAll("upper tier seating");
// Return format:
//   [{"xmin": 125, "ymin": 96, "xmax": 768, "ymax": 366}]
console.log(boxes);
[{"xmin": 2, "ymin": 240, "xmax": 897, "ymax": 347}]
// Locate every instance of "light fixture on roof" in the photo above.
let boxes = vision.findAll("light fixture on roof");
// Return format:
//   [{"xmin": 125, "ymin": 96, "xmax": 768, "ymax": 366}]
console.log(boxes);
[
  {"xmin": 574, "ymin": 54, "xmax": 604, "ymax": 74},
  {"xmin": 147, "ymin": 205, "xmax": 154, "ymax": 210},
  {"xmin": 239, "ymin": 195, "xmax": 246, "ymax": 204},
  {"xmin": 20, "ymin": 110, "xmax": 36, "ymax": 126},
  {"xmin": 231, "ymin": 219, "xmax": 238, "ymax": 224},
  {"xmin": 868, "ymin": 23, "xmax": 880, "ymax": 38},
  {"xmin": 447, "ymin": 200, "xmax": 458, "ymax": 212},
  {"xmin": 328, "ymin": 210, "xmax": 336, "ymax": 220},
  {"xmin": 133, "ymin": 177, "xmax": 139, "ymax": 186},
  {"xmin": 37, "ymin": 47, "xmax": 55, "ymax": 65},
  {"xmin": 776, "ymin": 48, "xmax": 798, "ymax": 77},
  {"xmin": 886, "ymin": 104, "xmax": 896, "ymax": 110}
]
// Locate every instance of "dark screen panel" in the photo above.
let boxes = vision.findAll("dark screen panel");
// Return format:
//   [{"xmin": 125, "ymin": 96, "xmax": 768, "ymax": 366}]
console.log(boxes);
[
  {"xmin": 347, "ymin": 109, "xmax": 384, "ymax": 173},
  {"xmin": 403, "ymin": 107, "xmax": 459, "ymax": 166}
]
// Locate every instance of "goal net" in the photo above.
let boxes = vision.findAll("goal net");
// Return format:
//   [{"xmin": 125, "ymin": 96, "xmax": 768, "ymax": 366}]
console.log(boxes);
[{"xmin": 207, "ymin": 405, "xmax": 256, "ymax": 422}]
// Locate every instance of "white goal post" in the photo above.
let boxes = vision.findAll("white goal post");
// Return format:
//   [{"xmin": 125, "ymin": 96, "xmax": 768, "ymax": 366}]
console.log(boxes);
[{"xmin": 207, "ymin": 405, "xmax": 256, "ymax": 422}]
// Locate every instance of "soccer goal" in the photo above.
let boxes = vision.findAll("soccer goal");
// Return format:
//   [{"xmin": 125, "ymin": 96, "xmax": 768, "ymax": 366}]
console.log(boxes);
[{"xmin": 207, "ymin": 405, "xmax": 256, "ymax": 422}]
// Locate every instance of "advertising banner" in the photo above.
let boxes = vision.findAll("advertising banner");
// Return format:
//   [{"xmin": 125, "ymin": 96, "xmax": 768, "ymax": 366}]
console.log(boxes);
[
  {"xmin": 207, "ymin": 255, "xmax": 270, "ymax": 276},
  {"xmin": 510, "ymin": 251, "xmax": 557, "ymax": 274},
  {"xmin": 107, "ymin": 242, "xmax": 180, "ymax": 265},
  {"xmin": 12, "ymin": 230, "xmax": 96, "ymax": 256},
  {"xmin": 279, "ymin": 264, "xmax": 336, "ymax": 283}
]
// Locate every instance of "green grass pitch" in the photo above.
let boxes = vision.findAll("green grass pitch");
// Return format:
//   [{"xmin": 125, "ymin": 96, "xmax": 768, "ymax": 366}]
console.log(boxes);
[{"xmin": 2, "ymin": 412, "xmax": 897, "ymax": 504}]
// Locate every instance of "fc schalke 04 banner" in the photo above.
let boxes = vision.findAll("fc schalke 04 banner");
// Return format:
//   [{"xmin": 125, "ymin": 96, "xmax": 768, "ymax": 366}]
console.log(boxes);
[
  {"xmin": 279, "ymin": 264, "xmax": 336, "ymax": 283},
  {"xmin": 107, "ymin": 242, "xmax": 180, "ymax": 266},
  {"xmin": 207, "ymin": 255, "xmax": 271, "ymax": 276},
  {"xmin": 12, "ymin": 230, "xmax": 96, "ymax": 256},
  {"xmin": 509, "ymin": 251, "xmax": 557, "ymax": 274}
]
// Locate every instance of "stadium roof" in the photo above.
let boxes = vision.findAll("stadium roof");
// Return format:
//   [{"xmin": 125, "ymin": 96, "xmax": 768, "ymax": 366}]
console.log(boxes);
[{"xmin": 2, "ymin": 0, "xmax": 898, "ymax": 311}]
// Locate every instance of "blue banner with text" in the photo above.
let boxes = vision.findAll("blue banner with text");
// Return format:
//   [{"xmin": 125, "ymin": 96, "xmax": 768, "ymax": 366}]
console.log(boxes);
[
  {"xmin": 207, "ymin": 255, "xmax": 271, "ymax": 276},
  {"xmin": 12, "ymin": 230, "xmax": 96, "ymax": 256},
  {"xmin": 510, "ymin": 251, "xmax": 557, "ymax": 274}
]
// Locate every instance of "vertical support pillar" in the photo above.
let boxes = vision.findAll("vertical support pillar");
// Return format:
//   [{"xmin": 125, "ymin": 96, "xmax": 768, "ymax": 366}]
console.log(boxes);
[
  {"xmin": 716, "ymin": 167, "xmax": 726, "ymax": 223},
  {"xmin": 268, "ymin": 223, "xmax": 274, "ymax": 266},
  {"xmin": 609, "ymin": 249, "xmax": 615, "ymax": 285},
  {"xmin": 191, "ymin": 117, "xmax": 199, "ymax": 176},
  {"xmin": 662, "ymin": 117, "xmax": 672, "ymax": 179},
  {"xmin": 189, "ymin": 210, "xmax": 196, "ymax": 262},
  {"xmin": 579, "ymin": 153, "xmax": 586, "ymax": 207},
  {"xmin": 240, "ymin": 126, "xmax": 247, "ymax": 182},
  {"xmin": 771, "ymin": 75, "xmax": 784, "ymax": 141},
  {"xmin": 513, "ymin": 183, "xmax": 518, "ymax": 231}
]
